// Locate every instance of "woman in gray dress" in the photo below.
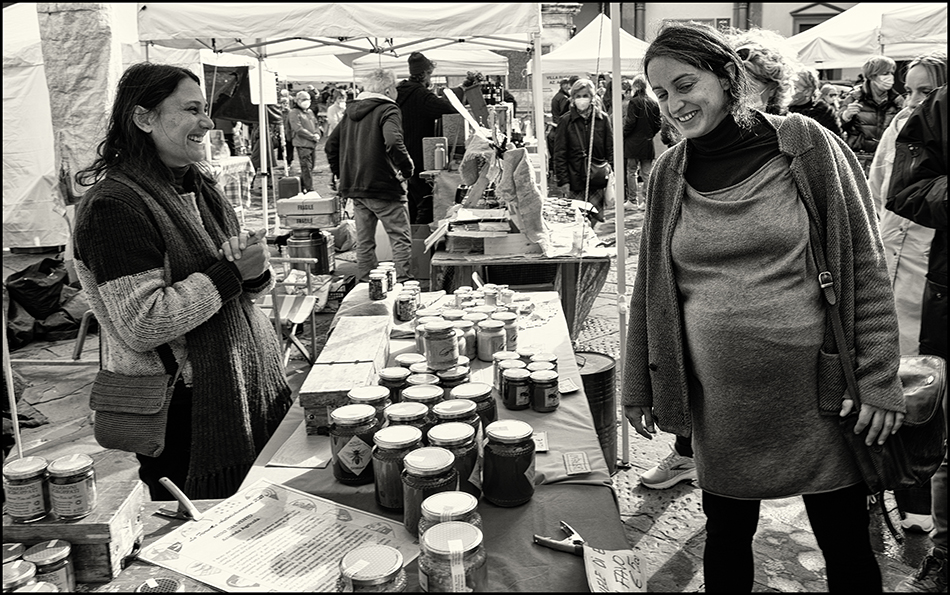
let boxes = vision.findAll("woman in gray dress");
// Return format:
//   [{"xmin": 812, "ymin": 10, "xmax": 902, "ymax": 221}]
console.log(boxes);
[{"xmin": 622, "ymin": 22, "xmax": 905, "ymax": 593}]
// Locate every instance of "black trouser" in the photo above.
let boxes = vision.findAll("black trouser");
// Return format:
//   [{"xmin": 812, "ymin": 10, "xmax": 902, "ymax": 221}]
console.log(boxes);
[
  {"xmin": 136, "ymin": 380, "xmax": 192, "ymax": 502},
  {"xmin": 407, "ymin": 175, "xmax": 433, "ymax": 225},
  {"xmin": 674, "ymin": 434, "xmax": 693, "ymax": 457},
  {"xmin": 702, "ymin": 482, "xmax": 881, "ymax": 592}
]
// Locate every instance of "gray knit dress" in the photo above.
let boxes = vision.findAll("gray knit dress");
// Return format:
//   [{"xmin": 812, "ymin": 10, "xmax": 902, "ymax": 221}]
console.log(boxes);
[{"xmin": 672, "ymin": 156, "xmax": 862, "ymax": 499}]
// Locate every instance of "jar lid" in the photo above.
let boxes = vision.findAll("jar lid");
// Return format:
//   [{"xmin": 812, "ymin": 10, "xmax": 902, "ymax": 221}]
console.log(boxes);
[
  {"xmin": 415, "ymin": 309, "xmax": 441, "ymax": 319},
  {"xmin": 486, "ymin": 419, "xmax": 534, "ymax": 443},
  {"xmin": 530, "ymin": 370, "xmax": 559, "ymax": 382},
  {"xmin": 428, "ymin": 422, "xmax": 475, "ymax": 447},
  {"xmin": 408, "ymin": 362, "xmax": 432, "ymax": 375},
  {"xmin": 379, "ymin": 366, "xmax": 412, "ymax": 380},
  {"xmin": 421, "ymin": 521, "xmax": 483, "ymax": 557},
  {"xmin": 491, "ymin": 312, "xmax": 517, "ymax": 323},
  {"xmin": 456, "ymin": 286, "xmax": 473, "ymax": 293},
  {"xmin": 2, "ymin": 543, "xmax": 25, "ymax": 565},
  {"xmin": 374, "ymin": 425, "xmax": 423, "ymax": 449},
  {"xmin": 404, "ymin": 280, "xmax": 421, "ymax": 288},
  {"xmin": 498, "ymin": 360, "xmax": 526, "ymax": 370},
  {"xmin": 421, "ymin": 491, "xmax": 479, "ymax": 521},
  {"xmin": 415, "ymin": 316, "xmax": 443, "ymax": 328},
  {"xmin": 530, "ymin": 352, "xmax": 558, "ymax": 363},
  {"xmin": 14, "ymin": 581, "xmax": 60, "ymax": 593},
  {"xmin": 406, "ymin": 373, "xmax": 440, "ymax": 386},
  {"xmin": 456, "ymin": 355, "xmax": 470, "ymax": 368},
  {"xmin": 3, "ymin": 456, "xmax": 48, "ymax": 480},
  {"xmin": 477, "ymin": 319, "xmax": 504, "ymax": 330},
  {"xmin": 330, "ymin": 404, "xmax": 377, "ymax": 425},
  {"xmin": 47, "ymin": 453, "xmax": 93, "ymax": 477},
  {"xmin": 2, "ymin": 561, "xmax": 36, "ymax": 590},
  {"xmin": 339, "ymin": 544, "xmax": 404, "ymax": 587},
  {"xmin": 384, "ymin": 402, "xmax": 429, "ymax": 422},
  {"xmin": 503, "ymin": 368, "xmax": 532, "ymax": 381},
  {"xmin": 402, "ymin": 384, "xmax": 444, "ymax": 403},
  {"xmin": 403, "ymin": 447, "xmax": 455, "ymax": 476},
  {"xmin": 461, "ymin": 313, "xmax": 488, "ymax": 323},
  {"xmin": 397, "ymin": 291, "xmax": 415, "ymax": 300},
  {"xmin": 471, "ymin": 305, "xmax": 497, "ymax": 315},
  {"xmin": 492, "ymin": 351, "xmax": 520, "ymax": 362},
  {"xmin": 516, "ymin": 346, "xmax": 539, "ymax": 359},
  {"xmin": 436, "ymin": 366, "xmax": 469, "ymax": 381},
  {"xmin": 452, "ymin": 320, "xmax": 475, "ymax": 330},
  {"xmin": 449, "ymin": 382, "xmax": 492, "ymax": 401},
  {"xmin": 527, "ymin": 361, "xmax": 555, "ymax": 372},
  {"xmin": 394, "ymin": 353, "xmax": 427, "ymax": 368},
  {"xmin": 424, "ymin": 320, "xmax": 456, "ymax": 333},
  {"xmin": 23, "ymin": 540, "xmax": 71, "ymax": 566},
  {"xmin": 378, "ymin": 261, "xmax": 395, "ymax": 268},
  {"xmin": 348, "ymin": 385, "xmax": 390, "ymax": 403},
  {"xmin": 441, "ymin": 309, "xmax": 465, "ymax": 319},
  {"xmin": 432, "ymin": 399, "xmax": 477, "ymax": 419},
  {"xmin": 369, "ymin": 273, "xmax": 386, "ymax": 279}
]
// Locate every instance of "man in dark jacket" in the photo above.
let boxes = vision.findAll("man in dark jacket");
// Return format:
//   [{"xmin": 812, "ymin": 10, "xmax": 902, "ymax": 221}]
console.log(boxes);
[
  {"xmin": 326, "ymin": 69, "xmax": 414, "ymax": 282},
  {"xmin": 395, "ymin": 52, "xmax": 468, "ymax": 225},
  {"xmin": 623, "ymin": 75, "xmax": 660, "ymax": 209},
  {"xmin": 888, "ymin": 84, "xmax": 947, "ymax": 594},
  {"xmin": 551, "ymin": 78, "xmax": 572, "ymax": 121}
]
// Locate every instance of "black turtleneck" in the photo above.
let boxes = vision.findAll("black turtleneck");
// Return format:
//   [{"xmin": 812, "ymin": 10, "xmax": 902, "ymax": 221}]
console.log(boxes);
[
  {"xmin": 685, "ymin": 113, "xmax": 781, "ymax": 192},
  {"xmin": 170, "ymin": 165, "xmax": 192, "ymax": 194}
]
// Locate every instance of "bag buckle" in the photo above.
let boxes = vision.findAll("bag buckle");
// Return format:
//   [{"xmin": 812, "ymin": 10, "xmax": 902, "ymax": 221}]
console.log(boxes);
[{"xmin": 818, "ymin": 272, "xmax": 834, "ymax": 289}]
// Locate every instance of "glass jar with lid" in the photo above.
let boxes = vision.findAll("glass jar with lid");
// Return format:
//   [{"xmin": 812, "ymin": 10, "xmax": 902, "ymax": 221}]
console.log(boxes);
[
  {"xmin": 449, "ymin": 382, "xmax": 497, "ymax": 429},
  {"xmin": 395, "ymin": 291, "xmax": 417, "ymax": 322},
  {"xmin": 378, "ymin": 366, "xmax": 412, "ymax": 405},
  {"xmin": 482, "ymin": 288, "xmax": 498, "ymax": 306},
  {"xmin": 418, "ymin": 491, "xmax": 482, "ymax": 539},
  {"xmin": 530, "ymin": 352, "xmax": 559, "ymax": 372},
  {"xmin": 401, "ymin": 447, "xmax": 458, "ymax": 537},
  {"xmin": 501, "ymin": 368, "xmax": 532, "ymax": 411},
  {"xmin": 406, "ymin": 373, "xmax": 440, "ymax": 392},
  {"xmin": 329, "ymin": 404, "xmax": 379, "ymax": 485},
  {"xmin": 3, "ymin": 544, "xmax": 26, "ymax": 565},
  {"xmin": 476, "ymin": 320, "xmax": 506, "ymax": 362},
  {"xmin": 529, "ymin": 370, "xmax": 560, "ymax": 413},
  {"xmin": 516, "ymin": 346, "xmax": 539, "ymax": 364},
  {"xmin": 418, "ymin": 522, "xmax": 487, "ymax": 593},
  {"xmin": 372, "ymin": 426, "xmax": 424, "ymax": 511},
  {"xmin": 378, "ymin": 262, "xmax": 397, "ymax": 291},
  {"xmin": 460, "ymin": 312, "xmax": 488, "ymax": 330},
  {"xmin": 435, "ymin": 366, "xmax": 470, "ymax": 395},
  {"xmin": 453, "ymin": 286, "xmax": 473, "ymax": 308},
  {"xmin": 414, "ymin": 308, "xmax": 441, "ymax": 322},
  {"xmin": 427, "ymin": 423, "xmax": 479, "ymax": 499},
  {"xmin": 491, "ymin": 351, "xmax": 521, "ymax": 393},
  {"xmin": 470, "ymin": 305, "xmax": 497, "ymax": 317},
  {"xmin": 495, "ymin": 360, "xmax": 526, "ymax": 396},
  {"xmin": 401, "ymin": 384, "xmax": 444, "ymax": 411},
  {"xmin": 452, "ymin": 320, "xmax": 477, "ymax": 360},
  {"xmin": 47, "ymin": 454, "xmax": 97, "ymax": 520},
  {"xmin": 432, "ymin": 399, "xmax": 482, "ymax": 443},
  {"xmin": 414, "ymin": 316, "xmax": 443, "ymax": 354},
  {"xmin": 423, "ymin": 320, "xmax": 460, "ymax": 371},
  {"xmin": 394, "ymin": 352, "xmax": 427, "ymax": 369},
  {"xmin": 22, "ymin": 540, "xmax": 74, "ymax": 592},
  {"xmin": 336, "ymin": 544, "xmax": 407, "ymax": 593},
  {"xmin": 3, "ymin": 560, "xmax": 37, "ymax": 592},
  {"xmin": 384, "ymin": 402, "xmax": 435, "ymax": 446},
  {"xmin": 408, "ymin": 362, "xmax": 432, "ymax": 376},
  {"xmin": 369, "ymin": 273, "xmax": 388, "ymax": 301},
  {"xmin": 526, "ymin": 361, "xmax": 555, "ymax": 373},
  {"xmin": 347, "ymin": 385, "xmax": 391, "ymax": 426},
  {"xmin": 2, "ymin": 456, "xmax": 49, "ymax": 523},
  {"xmin": 483, "ymin": 420, "xmax": 536, "ymax": 507},
  {"xmin": 440, "ymin": 309, "xmax": 466, "ymax": 322},
  {"xmin": 490, "ymin": 311, "xmax": 518, "ymax": 352}
]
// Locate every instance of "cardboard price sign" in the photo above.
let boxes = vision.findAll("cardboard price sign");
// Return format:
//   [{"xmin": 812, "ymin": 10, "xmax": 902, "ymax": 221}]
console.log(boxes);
[{"xmin": 583, "ymin": 546, "xmax": 645, "ymax": 593}]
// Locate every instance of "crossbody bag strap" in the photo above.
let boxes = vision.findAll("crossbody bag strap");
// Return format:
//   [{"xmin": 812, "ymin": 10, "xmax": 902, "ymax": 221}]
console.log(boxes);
[
  {"xmin": 155, "ymin": 344, "xmax": 183, "ymax": 388},
  {"xmin": 806, "ymin": 217, "xmax": 862, "ymax": 408}
]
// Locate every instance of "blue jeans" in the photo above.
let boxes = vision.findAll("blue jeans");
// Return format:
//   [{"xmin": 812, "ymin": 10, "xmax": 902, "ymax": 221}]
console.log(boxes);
[{"xmin": 353, "ymin": 197, "xmax": 412, "ymax": 282}]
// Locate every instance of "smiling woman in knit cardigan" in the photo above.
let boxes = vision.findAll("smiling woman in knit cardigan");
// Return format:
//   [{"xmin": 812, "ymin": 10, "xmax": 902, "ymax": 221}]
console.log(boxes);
[
  {"xmin": 622, "ymin": 22, "xmax": 905, "ymax": 593},
  {"xmin": 73, "ymin": 62, "xmax": 293, "ymax": 501}
]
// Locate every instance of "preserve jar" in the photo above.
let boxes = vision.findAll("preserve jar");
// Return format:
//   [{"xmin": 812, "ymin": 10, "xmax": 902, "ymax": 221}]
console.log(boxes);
[
  {"xmin": 414, "ymin": 308, "xmax": 441, "ymax": 322},
  {"xmin": 432, "ymin": 399, "xmax": 482, "ymax": 443},
  {"xmin": 384, "ymin": 402, "xmax": 435, "ymax": 446},
  {"xmin": 329, "ymin": 404, "xmax": 379, "ymax": 485},
  {"xmin": 492, "ymin": 351, "xmax": 521, "ymax": 393},
  {"xmin": 348, "ymin": 385, "xmax": 391, "ymax": 427},
  {"xmin": 418, "ymin": 491, "xmax": 482, "ymax": 539},
  {"xmin": 453, "ymin": 286, "xmax": 473, "ymax": 308},
  {"xmin": 46, "ymin": 454, "xmax": 97, "ymax": 520},
  {"xmin": 370, "ymin": 268, "xmax": 390, "ymax": 292},
  {"xmin": 452, "ymin": 320, "xmax": 477, "ymax": 360},
  {"xmin": 526, "ymin": 361, "xmax": 555, "ymax": 373},
  {"xmin": 378, "ymin": 366, "xmax": 412, "ymax": 405},
  {"xmin": 3, "ymin": 560, "xmax": 37, "ymax": 592},
  {"xmin": 401, "ymin": 384, "xmax": 444, "ymax": 411},
  {"xmin": 418, "ymin": 522, "xmax": 487, "ymax": 592},
  {"xmin": 394, "ymin": 352, "xmax": 427, "ymax": 369},
  {"xmin": 476, "ymin": 320, "xmax": 506, "ymax": 362},
  {"xmin": 516, "ymin": 346, "xmax": 539, "ymax": 364},
  {"xmin": 427, "ymin": 423, "xmax": 480, "ymax": 499},
  {"xmin": 490, "ymin": 311, "xmax": 518, "ymax": 351},
  {"xmin": 3, "ymin": 544, "xmax": 25, "ymax": 565},
  {"xmin": 441, "ymin": 309, "xmax": 465, "ymax": 322},
  {"xmin": 406, "ymin": 374, "xmax": 440, "ymax": 393},
  {"xmin": 2, "ymin": 456, "xmax": 49, "ymax": 523},
  {"xmin": 22, "ymin": 540, "xmax": 73, "ymax": 593},
  {"xmin": 336, "ymin": 544, "xmax": 407, "ymax": 593},
  {"xmin": 414, "ymin": 316, "xmax": 443, "ymax": 354},
  {"xmin": 501, "ymin": 368, "xmax": 532, "ymax": 411},
  {"xmin": 402, "ymin": 447, "xmax": 458, "ymax": 537},
  {"xmin": 483, "ymin": 420, "xmax": 536, "ymax": 507},
  {"xmin": 409, "ymin": 362, "xmax": 433, "ymax": 376},
  {"xmin": 499, "ymin": 288, "xmax": 514, "ymax": 305},
  {"xmin": 530, "ymin": 352, "xmax": 559, "ymax": 372},
  {"xmin": 460, "ymin": 312, "xmax": 488, "ymax": 329},
  {"xmin": 372, "ymin": 426, "xmax": 424, "ymax": 511},
  {"xmin": 423, "ymin": 320, "xmax": 460, "ymax": 371},
  {"xmin": 449, "ymin": 382, "xmax": 497, "ymax": 429},
  {"xmin": 436, "ymin": 366, "xmax": 470, "ymax": 396},
  {"xmin": 369, "ymin": 273, "xmax": 387, "ymax": 301},
  {"xmin": 529, "ymin": 370, "xmax": 560, "ymax": 413},
  {"xmin": 495, "ymin": 359, "xmax": 526, "ymax": 395},
  {"xmin": 395, "ymin": 292, "xmax": 417, "ymax": 322},
  {"xmin": 482, "ymin": 288, "xmax": 497, "ymax": 306},
  {"xmin": 378, "ymin": 262, "xmax": 397, "ymax": 291}
]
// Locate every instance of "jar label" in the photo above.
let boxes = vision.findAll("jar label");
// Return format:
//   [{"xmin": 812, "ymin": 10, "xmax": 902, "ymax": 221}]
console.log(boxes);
[
  {"xmin": 426, "ymin": 336, "xmax": 458, "ymax": 368},
  {"xmin": 541, "ymin": 386, "xmax": 560, "ymax": 408},
  {"xmin": 505, "ymin": 328, "xmax": 518, "ymax": 351},
  {"xmin": 49, "ymin": 476, "xmax": 95, "ymax": 517},
  {"xmin": 338, "ymin": 436, "xmax": 373, "ymax": 476},
  {"xmin": 525, "ymin": 458, "xmax": 537, "ymax": 485},
  {"xmin": 516, "ymin": 387, "xmax": 530, "ymax": 407},
  {"xmin": 448, "ymin": 539, "xmax": 466, "ymax": 591},
  {"xmin": 4, "ymin": 479, "xmax": 46, "ymax": 517},
  {"xmin": 38, "ymin": 566, "xmax": 71, "ymax": 592},
  {"xmin": 419, "ymin": 567, "xmax": 429, "ymax": 592}
]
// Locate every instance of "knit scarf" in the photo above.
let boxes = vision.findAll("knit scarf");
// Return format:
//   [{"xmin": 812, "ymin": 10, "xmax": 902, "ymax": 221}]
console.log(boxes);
[{"xmin": 110, "ymin": 163, "xmax": 292, "ymax": 499}]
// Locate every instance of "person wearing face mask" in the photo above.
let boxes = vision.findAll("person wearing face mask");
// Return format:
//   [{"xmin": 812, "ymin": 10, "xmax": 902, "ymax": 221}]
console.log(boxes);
[
  {"xmin": 326, "ymin": 89, "xmax": 346, "ymax": 138},
  {"xmin": 840, "ymin": 55, "xmax": 905, "ymax": 156},
  {"xmin": 553, "ymin": 78, "xmax": 613, "ymax": 227},
  {"xmin": 289, "ymin": 90, "xmax": 320, "ymax": 192},
  {"xmin": 788, "ymin": 66, "xmax": 842, "ymax": 136}
]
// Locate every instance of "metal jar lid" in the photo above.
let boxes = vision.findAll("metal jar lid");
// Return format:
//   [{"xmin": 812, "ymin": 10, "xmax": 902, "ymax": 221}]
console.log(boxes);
[
  {"xmin": 402, "ymin": 384, "xmax": 444, "ymax": 404},
  {"xmin": 415, "ymin": 316, "xmax": 443, "ymax": 331},
  {"xmin": 441, "ymin": 309, "xmax": 466, "ymax": 320},
  {"xmin": 527, "ymin": 361, "xmax": 555, "ymax": 372},
  {"xmin": 421, "ymin": 491, "xmax": 479, "ymax": 521},
  {"xmin": 394, "ymin": 353, "xmax": 427, "ymax": 368},
  {"xmin": 432, "ymin": 399, "xmax": 477, "ymax": 420},
  {"xmin": 2, "ymin": 543, "xmax": 25, "ymax": 565},
  {"xmin": 461, "ymin": 313, "xmax": 488, "ymax": 324},
  {"xmin": 503, "ymin": 368, "xmax": 532, "ymax": 381},
  {"xmin": 409, "ymin": 362, "xmax": 432, "ymax": 375},
  {"xmin": 406, "ymin": 373, "xmax": 440, "ymax": 387},
  {"xmin": 424, "ymin": 320, "xmax": 456, "ymax": 335},
  {"xmin": 403, "ymin": 447, "xmax": 456, "ymax": 477},
  {"xmin": 3, "ymin": 456, "xmax": 48, "ymax": 481},
  {"xmin": 477, "ymin": 319, "xmax": 504, "ymax": 331},
  {"xmin": 530, "ymin": 352, "xmax": 558, "ymax": 363},
  {"xmin": 449, "ymin": 382, "xmax": 493, "ymax": 402},
  {"xmin": 516, "ymin": 346, "xmax": 540, "ymax": 359},
  {"xmin": 404, "ymin": 280, "xmax": 421, "ymax": 289},
  {"xmin": 471, "ymin": 305, "xmax": 497, "ymax": 316},
  {"xmin": 421, "ymin": 522, "xmax": 483, "ymax": 557},
  {"xmin": 456, "ymin": 355, "xmax": 470, "ymax": 368},
  {"xmin": 339, "ymin": 544, "xmax": 404, "ymax": 588},
  {"xmin": 3, "ymin": 560, "xmax": 36, "ymax": 591},
  {"xmin": 491, "ymin": 312, "xmax": 517, "ymax": 324},
  {"xmin": 379, "ymin": 366, "xmax": 412, "ymax": 381},
  {"xmin": 493, "ymin": 351, "xmax": 520, "ymax": 363},
  {"xmin": 330, "ymin": 404, "xmax": 377, "ymax": 426},
  {"xmin": 498, "ymin": 360, "xmax": 526, "ymax": 372},
  {"xmin": 529, "ymin": 370, "xmax": 559, "ymax": 383},
  {"xmin": 374, "ymin": 425, "xmax": 423, "ymax": 450},
  {"xmin": 384, "ymin": 402, "xmax": 429, "ymax": 422},
  {"xmin": 348, "ymin": 385, "xmax": 390, "ymax": 404},
  {"xmin": 451, "ymin": 319, "xmax": 475, "ymax": 330},
  {"xmin": 455, "ymin": 285, "xmax": 473, "ymax": 294},
  {"xmin": 415, "ymin": 308, "xmax": 440, "ymax": 319},
  {"xmin": 436, "ymin": 366, "xmax": 470, "ymax": 381},
  {"xmin": 47, "ymin": 453, "xmax": 93, "ymax": 478},
  {"xmin": 428, "ymin": 422, "xmax": 475, "ymax": 447},
  {"xmin": 23, "ymin": 540, "xmax": 71, "ymax": 567},
  {"xmin": 486, "ymin": 420, "xmax": 534, "ymax": 444}
]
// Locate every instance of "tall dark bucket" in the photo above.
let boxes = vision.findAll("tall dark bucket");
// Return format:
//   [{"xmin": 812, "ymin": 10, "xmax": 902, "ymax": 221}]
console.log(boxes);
[{"xmin": 575, "ymin": 351, "xmax": 617, "ymax": 475}]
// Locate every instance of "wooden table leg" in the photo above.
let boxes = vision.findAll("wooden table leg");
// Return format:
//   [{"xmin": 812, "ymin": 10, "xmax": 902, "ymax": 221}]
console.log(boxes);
[{"xmin": 560, "ymin": 262, "xmax": 579, "ymax": 339}]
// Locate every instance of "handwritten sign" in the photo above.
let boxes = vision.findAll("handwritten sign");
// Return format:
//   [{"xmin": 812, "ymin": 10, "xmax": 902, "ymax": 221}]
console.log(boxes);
[{"xmin": 584, "ymin": 546, "xmax": 645, "ymax": 593}]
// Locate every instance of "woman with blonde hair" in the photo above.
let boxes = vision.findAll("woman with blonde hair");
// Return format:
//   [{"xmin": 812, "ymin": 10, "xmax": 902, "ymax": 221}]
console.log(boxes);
[
  {"xmin": 788, "ymin": 66, "xmax": 842, "ymax": 136},
  {"xmin": 840, "ymin": 55, "xmax": 905, "ymax": 154}
]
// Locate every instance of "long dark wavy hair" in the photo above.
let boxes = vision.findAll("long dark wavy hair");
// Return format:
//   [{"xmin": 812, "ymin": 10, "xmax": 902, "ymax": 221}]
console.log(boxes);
[
  {"xmin": 76, "ymin": 62, "xmax": 201, "ymax": 187},
  {"xmin": 643, "ymin": 22, "xmax": 756, "ymax": 129}
]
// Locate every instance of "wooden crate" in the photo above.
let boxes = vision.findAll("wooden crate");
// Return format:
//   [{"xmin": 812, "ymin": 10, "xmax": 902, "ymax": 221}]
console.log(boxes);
[
  {"xmin": 2, "ymin": 480, "xmax": 146, "ymax": 584},
  {"xmin": 298, "ymin": 315, "xmax": 392, "ymax": 435},
  {"xmin": 484, "ymin": 233, "xmax": 542, "ymax": 256}
]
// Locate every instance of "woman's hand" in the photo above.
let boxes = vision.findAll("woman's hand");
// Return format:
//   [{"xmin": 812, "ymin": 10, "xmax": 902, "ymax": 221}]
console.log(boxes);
[
  {"xmin": 624, "ymin": 406, "xmax": 656, "ymax": 440},
  {"xmin": 839, "ymin": 399, "xmax": 905, "ymax": 446},
  {"xmin": 219, "ymin": 228, "xmax": 269, "ymax": 280},
  {"xmin": 220, "ymin": 228, "xmax": 266, "ymax": 262},
  {"xmin": 841, "ymin": 102, "xmax": 860, "ymax": 122}
]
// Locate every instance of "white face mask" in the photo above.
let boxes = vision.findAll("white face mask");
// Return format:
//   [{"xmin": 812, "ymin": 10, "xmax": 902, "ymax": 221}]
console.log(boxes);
[
  {"xmin": 298, "ymin": 100, "xmax": 311, "ymax": 110},
  {"xmin": 875, "ymin": 74, "xmax": 895, "ymax": 90},
  {"xmin": 574, "ymin": 97, "xmax": 592, "ymax": 111}
]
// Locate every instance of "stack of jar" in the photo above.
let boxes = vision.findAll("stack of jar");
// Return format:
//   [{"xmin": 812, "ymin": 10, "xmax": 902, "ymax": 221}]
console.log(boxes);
[
  {"xmin": 3, "ymin": 538, "xmax": 77, "ymax": 592},
  {"xmin": 2, "ymin": 453, "xmax": 98, "ymax": 525}
]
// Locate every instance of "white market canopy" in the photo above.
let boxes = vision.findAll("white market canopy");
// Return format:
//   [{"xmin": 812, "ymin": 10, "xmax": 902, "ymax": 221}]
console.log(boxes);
[
  {"xmin": 787, "ymin": 2, "xmax": 948, "ymax": 70},
  {"xmin": 265, "ymin": 54, "xmax": 353, "ymax": 82},
  {"xmin": 352, "ymin": 48, "xmax": 508, "ymax": 80},
  {"xmin": 528, "ymin": 13, "xmax": 649, "ymax": 76}
]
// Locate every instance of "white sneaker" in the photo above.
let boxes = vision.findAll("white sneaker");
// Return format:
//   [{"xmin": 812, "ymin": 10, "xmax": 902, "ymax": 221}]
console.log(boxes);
[
  {"xmin": 640, "ymin": 446, "xmax": 697, "ymax": 489},
  {"xmin": 902, "ymin": 512, "xmax": 935, "ymax": 534}
]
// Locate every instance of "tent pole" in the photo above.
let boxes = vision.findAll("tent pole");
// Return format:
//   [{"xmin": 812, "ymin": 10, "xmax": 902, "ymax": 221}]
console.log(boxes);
[
  {"xmin": 610, "ymin": 2, "xmax": 630, "ymax": 470},
  {"xmin": 531, "ymin": 31, "xmax": 547, "ymax": 198},
  {"xmin": 256, "ymin": 49, "xmax": 272, "ymax": 234},
  {"xmin": 2, "ymin": 308, "xmax": 24, "ymax": 460}
]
